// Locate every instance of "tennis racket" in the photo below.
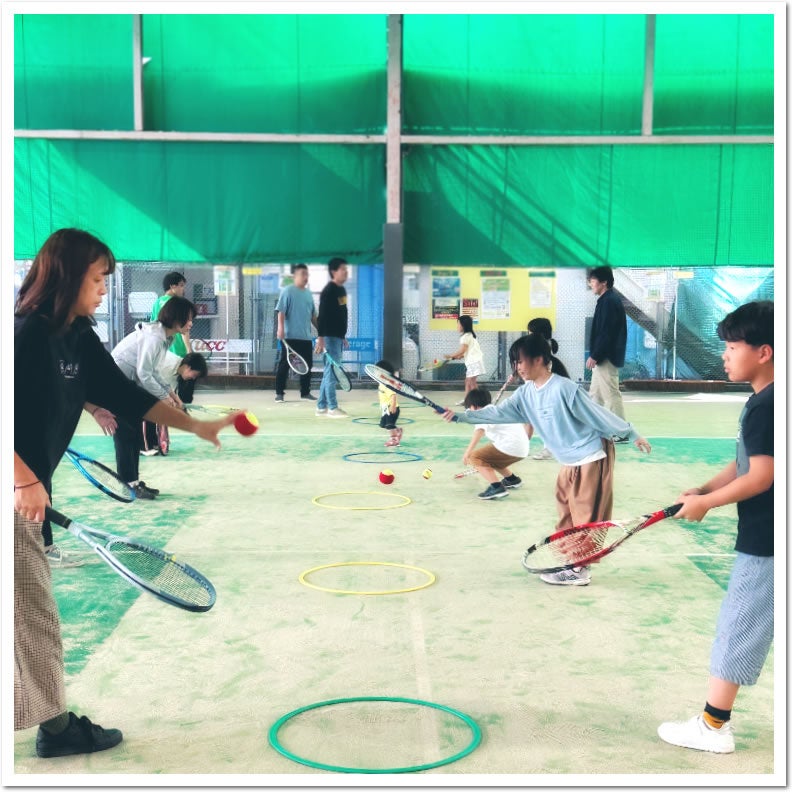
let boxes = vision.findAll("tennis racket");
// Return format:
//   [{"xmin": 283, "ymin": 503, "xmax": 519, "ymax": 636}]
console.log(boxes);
[
  {"xmin": 493, "ymin": 374, "xmax": 515, "ymax": 405},
  {"xmin": 45, "ymin": 507, "xmax": 216, "ymax": 612},
  {"xmin": 453, "ymin": 467, "xmax": 478, "ymax": 479},
  {"xmin": 520, "ymin": 503, "xmax": 683, "ymax": 574},
  {"xmin": 64, "ymin": 448, "xmax": 135, "ymax": 503},
  {"xmin": 157, "ymin": 424, "xmax": 169, "ymax": 456},
  {"xmin": 364, "ymin": 364, "xmax": 458, "ymax": 421},
  {"xmin": 417, "ymin": 358, "xmax": 447, "ymax": 373},
  {"xmin": 281, "ymin": 339, "xmax": 310, "ymax": 375},
  {"xmin": 184, "ymin": 403, "xmax": 240, "ymax": 417},
  {"xmin": 324, "ymin": 351, "xmax": 352, "ymax": 392},
  {"xmin": 190, "ymin": 338, "xmax": 215, "ymax": 362}
]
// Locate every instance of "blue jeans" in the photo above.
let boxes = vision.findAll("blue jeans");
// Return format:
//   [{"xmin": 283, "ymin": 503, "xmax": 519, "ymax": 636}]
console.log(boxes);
[{"xmin": 317, "ymin": 336, "xmax": 344, "ymax": 410}]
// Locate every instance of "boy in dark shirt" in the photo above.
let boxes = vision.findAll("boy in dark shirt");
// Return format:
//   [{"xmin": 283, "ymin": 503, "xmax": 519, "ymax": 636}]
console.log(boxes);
[{"xmin": 659, "ymin": 301, "xmax": 774, "ymax": 754}]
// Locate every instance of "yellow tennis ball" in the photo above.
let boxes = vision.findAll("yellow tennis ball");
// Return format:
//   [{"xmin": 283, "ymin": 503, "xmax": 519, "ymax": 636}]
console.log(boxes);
[{"xmin": 422, "ymin": 468, "xmax": 433, "ymax": 480}]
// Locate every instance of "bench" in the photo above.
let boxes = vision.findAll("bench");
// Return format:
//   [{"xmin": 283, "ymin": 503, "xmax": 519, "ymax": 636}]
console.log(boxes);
[{"xmin": 192, "ymin": 338, "xmax": 253, "ymax": 375}]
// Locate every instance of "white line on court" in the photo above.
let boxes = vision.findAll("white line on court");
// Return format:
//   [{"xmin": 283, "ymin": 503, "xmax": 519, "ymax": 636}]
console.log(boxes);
[
  {"xmin": 408, "ymin": 590, "xmax": 441, "ymax": 763},
  {"xmin": 686, "ymin": 553, "xmax": 737, "ymax": 557}
]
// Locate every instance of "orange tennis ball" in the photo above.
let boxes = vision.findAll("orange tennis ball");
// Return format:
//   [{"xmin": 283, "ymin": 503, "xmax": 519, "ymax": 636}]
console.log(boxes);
[
  {"xmin": 379, "ymin": 469, "xmax": 395, "ymax": 485},
  {"xmin": 234, "ymin": 411, "xmax": 259, "ymax": 436}
]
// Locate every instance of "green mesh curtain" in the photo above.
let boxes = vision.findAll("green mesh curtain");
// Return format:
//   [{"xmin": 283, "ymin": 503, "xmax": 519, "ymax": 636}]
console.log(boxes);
[
  {"xmin": 14, "ymin": 14, "xmax": 134, "ymax": 130},
  {"xmin": 14, "ymin": 13, "xmax": 774, "ymax": 267},
  {"xmin": 142, "ymin": 14, "xmax": 387, "ymax": 133},
  {"xmin": 15, "ymin": 139, "xmax": 385, "ymax": 263},
  {"xmin": 404, "ymin": 14, "xmax": 647, "ymax": 135},
  {"xmin": 403, "ymin": 144, "xmax": 772, "ymax": 267}
]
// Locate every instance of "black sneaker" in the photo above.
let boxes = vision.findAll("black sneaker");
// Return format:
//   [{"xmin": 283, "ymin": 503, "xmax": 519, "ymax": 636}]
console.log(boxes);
[
  {"xmin": 138, "ymin": 481, "xmax": 160, "ymax": 496},
  {"xmin": 502, "ymin": 474, "xmax": 522, "ymax": 489},
  {"xmin": 275, "ymin": 394, "xmax": 285, "ymax": 403},
  {"xmin": 300, "ymin": 393, "xmax": 317, "ymax": 401},
  {"xmin": 131, "ymin": 482, "xmax": 156, "ymax": 500},
  {"xmin": 613, "ymin": 435, "xmax": 630, "ymax": 444},
  {"xmin": 36, "ymin": 712, "xmax": 123, "ymax": 758},
  {"xmin": 477, "ymin": 482, "xmax": 509, "ymax": 500}
]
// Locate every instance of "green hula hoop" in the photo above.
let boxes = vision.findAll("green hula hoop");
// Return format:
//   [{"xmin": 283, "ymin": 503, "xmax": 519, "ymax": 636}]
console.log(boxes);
[
  {"xmin": 269, "ymin": 696, "xmax": 481, "ymax": 773},
  {"xmin": 299, "ymin": 560, "xmax": 436, "ymax": 595}
]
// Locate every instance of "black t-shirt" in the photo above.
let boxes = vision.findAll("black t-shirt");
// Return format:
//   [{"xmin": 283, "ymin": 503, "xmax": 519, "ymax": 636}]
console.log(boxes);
[
  {"xmin": 734, "ymin": 382, "xmax": 774, "ymax": 556},
  {"xmin": 15, "ymin": 313, "xmax": 158, "ymax": 493},
  {"xmin": 317, "ymin": 282, "xmax": 348, "ymax": 339}
]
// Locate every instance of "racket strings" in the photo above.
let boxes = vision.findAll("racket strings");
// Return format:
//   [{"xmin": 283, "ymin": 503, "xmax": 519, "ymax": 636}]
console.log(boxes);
[
  {"xmin": 526, "ymin": 524, "xmax": 622, "ymax": 569},
  {"xmin": 82, "ymin": 461, "xmax": 133, "ymax": 500},
  {"xmin": 106, "ymin": 542, "xmax": 214, "ymax": 607},
  {"xmin": 288, "ymin": 353, "xmax": 309, "ymax": 375}
]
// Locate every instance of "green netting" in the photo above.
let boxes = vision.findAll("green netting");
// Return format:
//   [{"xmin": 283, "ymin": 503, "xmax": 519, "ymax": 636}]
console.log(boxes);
[
  {"xmin": 142, "ymin": 14, "xmax": 387, "ymax": 133},
  {"xmin": 14, "ymin": 139, "xmax": 385, "ymax": 263},
  {"xmin": 654, "ymin": 15, "xmax": 774, "ymax": 134},
  {"xmin": 14, "ymin": 14, "xmax": 134, "ymax": 130},
  {"xmin": 403, "ymin": 14, "xmax": 646, "ymax": 135},
  {"xmin": 403, "ymin": 144, "xmax": 772, "ymax": 267}
]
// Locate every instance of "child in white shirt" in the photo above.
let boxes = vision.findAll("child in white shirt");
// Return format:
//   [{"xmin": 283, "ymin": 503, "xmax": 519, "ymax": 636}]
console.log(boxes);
[
  {"xmin": 445, "ymin": 315, "xmax": 485, "ymax": 405},
  {"xmin": 462, "ymin": 387, "xmax": 531, "ymax": 500}
]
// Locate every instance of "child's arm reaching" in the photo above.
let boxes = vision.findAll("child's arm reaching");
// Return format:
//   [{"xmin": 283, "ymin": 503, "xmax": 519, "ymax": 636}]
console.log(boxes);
[
  {"xmin": 445, "ymin": 342, "xmax": 468, "ymax": 361},
  {"xmin": 462, "ymin": 428, "xmax": 485, "ymax": 467},
  {"xmin": 675, "ymin": 457, "xmax": 773, "ymax": 522}
]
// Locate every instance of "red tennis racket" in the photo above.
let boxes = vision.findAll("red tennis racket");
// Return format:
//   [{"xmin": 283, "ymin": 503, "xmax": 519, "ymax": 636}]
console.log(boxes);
[{"xmin": 521, "ymin": 504, "xmax": 683, "ymax": 573}]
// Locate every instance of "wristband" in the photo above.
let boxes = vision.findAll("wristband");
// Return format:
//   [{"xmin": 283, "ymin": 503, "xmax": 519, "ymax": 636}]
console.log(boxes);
[{"xmin": 14, "ymin": 480, "xmax": 41, "ymax": 490}]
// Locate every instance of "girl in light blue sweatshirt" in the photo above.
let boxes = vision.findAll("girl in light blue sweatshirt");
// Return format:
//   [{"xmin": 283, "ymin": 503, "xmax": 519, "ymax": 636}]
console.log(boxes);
[{"xmin": 443, "ymin": 334, "xmax": 652, "ymax": 586}]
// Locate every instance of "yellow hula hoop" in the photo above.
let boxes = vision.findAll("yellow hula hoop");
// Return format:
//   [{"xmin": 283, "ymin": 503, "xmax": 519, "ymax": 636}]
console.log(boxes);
[
  {"xmin": 311, "ymin": 491, "xmax": 412, "ymax": 510},
  {"xmin": 299, "ymin": 561, "xmax": 437, "ymax": 595}
]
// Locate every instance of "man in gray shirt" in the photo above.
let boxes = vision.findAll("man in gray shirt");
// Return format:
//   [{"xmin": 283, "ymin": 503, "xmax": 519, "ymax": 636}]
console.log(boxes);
[{"xmin": 274, "ymin": 263, "xmax": 318, "ymax": 401}]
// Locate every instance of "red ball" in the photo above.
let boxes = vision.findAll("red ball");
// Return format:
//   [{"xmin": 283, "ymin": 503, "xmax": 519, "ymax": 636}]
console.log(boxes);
[
  {"xmin": 379, "ymin": 469, "xmax": 395, "ymax": 485},
  {"xmin": 234, "ymin": 411, "xmax": 259, "ymax": 436}
]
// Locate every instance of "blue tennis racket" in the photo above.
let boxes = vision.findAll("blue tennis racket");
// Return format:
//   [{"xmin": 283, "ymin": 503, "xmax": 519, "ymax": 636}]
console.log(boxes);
[
  {"xmin": 324, "ymin": 351, "xmax": 352, "ymax": 392},
  {"xmin": 64, "ymin": 447, "xmax": 135, "ymax": 503}
]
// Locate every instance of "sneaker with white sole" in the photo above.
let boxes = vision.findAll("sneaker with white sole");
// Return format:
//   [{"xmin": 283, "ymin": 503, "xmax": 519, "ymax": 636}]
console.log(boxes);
[
  {"xmin": 45, "ymin": 545, "xmax": 85, "ymax": 568},
  {"xmin": 477, "ymin": 482, "xmax": 509, "ymax": 500},
  {"xmin": 539, "ymin": 566, "xmax": 591, "ymax": 586},
  {"xmin": 502, "ymin": 474, "xmax": 522, "ymax": 489},
  {"xmin": 327, "ymin": 408, "xmax": 348, "ymax": 418},
  {"xmin": 300, "ymin": 394, "xmax": 317, "ymax": 401},
  {"xmin": 140, "ymin": 448, "xmax": 160, "ymax": 457},
  {"xmin": 532, "ymin": 447, "xmax": 554, "ymax": 460},
  {"xmin": 275, "ymin": 394, "xmax": 285, "ymax": 403},
  {"xmin": 315, "ymin": 408, "xmax": 328, "ymax": 416},
  {"xmin": 657, "ymin": 715, "xmax": 735, "ymax": 754}
]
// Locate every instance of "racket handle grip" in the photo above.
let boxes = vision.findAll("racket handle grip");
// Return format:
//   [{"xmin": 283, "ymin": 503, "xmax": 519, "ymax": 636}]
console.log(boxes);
[
  {"xmin": 666, "ymin": 503, "xmax": 683, "ymax": 517},
  {"xmin": 433, "ymin": 406, "xmax": 459, "ymax": 422},
  {"xmin": 44, "ymin": 506, "xmax": 70, "ymax": 528}
]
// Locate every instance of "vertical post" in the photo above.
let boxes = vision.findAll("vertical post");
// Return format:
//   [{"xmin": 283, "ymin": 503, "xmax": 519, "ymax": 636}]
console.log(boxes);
[
  {"xmin": 383, "ymin": 14, "xmax": 404, "ymax": 369},
  {"xmin": 642, "ymin": 14, "xmax": 656, "ymax": 136},
  {"xmin": 132, "ymin": 14, "xmax": 144, "ymax": 131}
]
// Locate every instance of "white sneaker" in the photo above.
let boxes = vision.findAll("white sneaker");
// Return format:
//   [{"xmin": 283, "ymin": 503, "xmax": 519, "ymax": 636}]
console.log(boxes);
[
  {"xmin": 532, "ymin": 447, "xmax": 554, "ymax": 460},
  {"xmin": 315, "ymin": 408, "xmax": 328, "ymax": 416},
  {"xmin": 657, "ymin": 715, "xmax": 735, "ymax": 754},
  {"xmin": 539, "ymin": 566, "xmax": 591, "ymax": 586},
  {"xmin": 327, "ymin": 408, "xmax": 348, "ymax": 418},
  {"xmin": 45, "ymin": 544, "xmax": 85, "ymax": 568},
  {"xmin": 454, "ymin": 400, "xmax": 465, "ymax": 406},
  {"xmin": 140, "ymin": 448, "xmax": 160, "ymax": 457}
]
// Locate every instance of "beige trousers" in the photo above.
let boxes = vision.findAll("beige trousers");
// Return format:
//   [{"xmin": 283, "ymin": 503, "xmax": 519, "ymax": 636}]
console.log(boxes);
[
  {"xmin": 589, "ymin": 359, "xmax": 626, "ymax": 420},
  {"xmin": 14, "ymin": 511, "xmax": 66, "ymax": 730},
  {"xmin": 554, "ymin": 440, "xmax": 615, "ymax": 532}
]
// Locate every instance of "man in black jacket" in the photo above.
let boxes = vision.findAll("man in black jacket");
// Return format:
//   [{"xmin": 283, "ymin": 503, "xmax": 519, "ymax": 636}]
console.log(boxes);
[{"xmin": 586, "ymin": 266, "xmax": 628, "ymax": 421}]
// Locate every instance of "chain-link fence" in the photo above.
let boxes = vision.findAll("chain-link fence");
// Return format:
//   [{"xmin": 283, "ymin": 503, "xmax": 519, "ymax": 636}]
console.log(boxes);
[{"xmin": 14, "ymin": 261, "xmax": 773, "ymax": 384}]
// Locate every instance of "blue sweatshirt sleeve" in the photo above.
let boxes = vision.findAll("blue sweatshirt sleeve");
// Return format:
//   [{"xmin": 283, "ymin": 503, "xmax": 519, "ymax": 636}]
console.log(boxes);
[{"xmin": 567, "ymin": 387, "xmax": 638, "ymax": 441}]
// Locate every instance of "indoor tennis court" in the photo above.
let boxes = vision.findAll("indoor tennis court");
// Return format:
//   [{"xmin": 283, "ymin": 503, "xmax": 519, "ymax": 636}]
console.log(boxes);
[
  {"xmin": 12, "ymin": 387, "xmax": 775, "ymax": 778},
  {"xmin": 10, "ymin": 8, "xmax": 780, "ymax": 784}
]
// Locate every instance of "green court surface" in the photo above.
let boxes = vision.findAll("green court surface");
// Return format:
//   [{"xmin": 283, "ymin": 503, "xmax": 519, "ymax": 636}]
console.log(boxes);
[{"xmin": 13, "ymin": 388, "xmax": 775, "ymax": 779}]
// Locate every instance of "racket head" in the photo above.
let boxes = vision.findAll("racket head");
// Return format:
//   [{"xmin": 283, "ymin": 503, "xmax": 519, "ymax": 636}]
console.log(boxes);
[
  {"xmin": 521, "ymin": 504, "xmax": 683, "ymax": 573},
  {"xmin": 283, "ymin": 342, "xmax": 309, "ymax": 375},
  {"xmin": 98, "ymin": 539, "xmax": 216, "ymax": 612},
  {"xmin": 191, "ymin": 339, "xmax": 214, "ymax": 361},
  {"xmin": 365, "ymin": 364, "xmax": 420, "ymax": 400},
  {"xmin": 66, "ymin": 450, "xmax": 135, "ymax": 503},
  {"xmin": 417, "ymin": 359, "xmax": 444, "ymax": 372},
  {"xmin": 332, "ymin": 364, "xmax": 352, "ymax": 392}
]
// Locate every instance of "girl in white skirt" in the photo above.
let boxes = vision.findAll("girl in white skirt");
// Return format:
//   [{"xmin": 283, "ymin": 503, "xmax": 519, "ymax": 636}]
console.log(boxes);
[{"xmin": 444, "ymin": 315, "xmax": 485, "ymax": 405}]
